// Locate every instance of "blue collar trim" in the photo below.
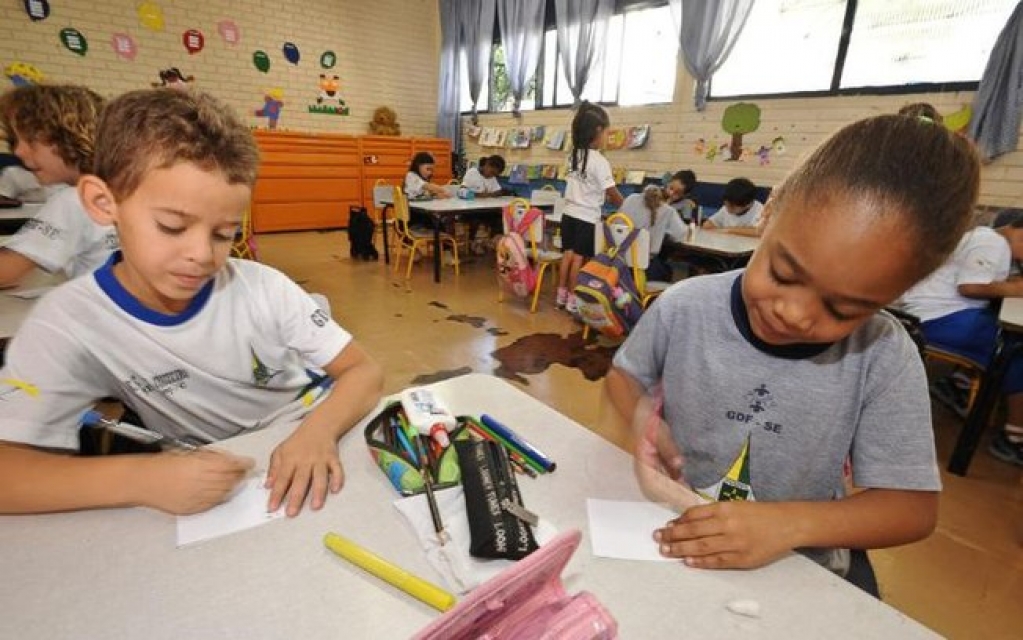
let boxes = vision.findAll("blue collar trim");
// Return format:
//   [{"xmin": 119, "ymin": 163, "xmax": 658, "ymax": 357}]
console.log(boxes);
[
  {"xmin": 729, "ymin": 273, "xmax": 833, "ymax": 360},
  {"xmin": 93, "ymin": 252, "xmax": 214, "ymax": 326}
]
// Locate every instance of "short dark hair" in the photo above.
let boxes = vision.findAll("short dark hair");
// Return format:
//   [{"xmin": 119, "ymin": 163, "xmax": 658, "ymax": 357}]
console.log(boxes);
[
  {"xmin": 408, "ymin": 151, "xmax": 435, "ymax": 175},
  {"xmin": 483, "ymin": 155, "xmax": 505, "ymax": 173},
  {"xmin": 0, "ymin": 84, "xmax": 104, "ymax": 174},
  {"xmin": 723, "ymin": 178, "xmax": 758, "ymax": 207},
  {"xmin": 993, "ymin": 208, "xmax": 1023, "ymax": 229},
  {"xmin": 671, "ymin": 170, "xmax": 696, "ymax": 195}
]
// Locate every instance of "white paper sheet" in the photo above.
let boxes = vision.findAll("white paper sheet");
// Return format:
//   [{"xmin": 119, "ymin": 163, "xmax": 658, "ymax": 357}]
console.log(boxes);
[
  {"xmin": 586, "ymin": 498, "xmax": 679, "ymax": 562},
  {"xmin": 176, "ymin": 476, "xmax": 284, "ymax": 547}
]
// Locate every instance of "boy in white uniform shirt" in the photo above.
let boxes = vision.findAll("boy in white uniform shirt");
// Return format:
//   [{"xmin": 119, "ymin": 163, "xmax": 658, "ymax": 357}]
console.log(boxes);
[
  {"xmin": 899, "ymin": 210, "xmax": 1023, "ymax": 466},
  {"xmin": 460, "ymin": 155, "xmax": 506, "ymax": 197},
  {"xmin": 703, "ymin": 177, "xmax": 764, "ymax": 235},
  {"xmin": 0, "ymin": 85, "xmax": 118, "ymax": 288},
  {"xmin": 0, "ymin": 89, "xmax": 383, "ymax": 517}
]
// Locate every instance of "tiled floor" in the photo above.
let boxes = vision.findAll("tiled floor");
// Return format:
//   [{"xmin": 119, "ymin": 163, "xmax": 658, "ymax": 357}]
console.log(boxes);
[{"xmin": 259, "ymin": 230, "xmax": 1023, "ymax": 639}]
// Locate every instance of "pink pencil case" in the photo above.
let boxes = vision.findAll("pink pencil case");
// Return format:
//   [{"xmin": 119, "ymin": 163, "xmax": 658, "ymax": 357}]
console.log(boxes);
[{"xmin": 412, "ymin": 529, "xmax": 618, "ymax": 640}]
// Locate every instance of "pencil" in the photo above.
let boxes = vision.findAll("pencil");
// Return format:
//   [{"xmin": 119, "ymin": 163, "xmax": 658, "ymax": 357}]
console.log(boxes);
[{"xmin": 415, "ymin": 435, "xmax": 447, "ymax": 546}]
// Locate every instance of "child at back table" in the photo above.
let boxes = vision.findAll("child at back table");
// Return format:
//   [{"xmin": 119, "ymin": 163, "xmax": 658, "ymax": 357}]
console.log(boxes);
[
  {"xmin": 0, "ymin": 89, "xmax": 384, "ymax": 517},
  {"xmin": 702, "ymin": 177, "xmax": 763, "ymax": 235},
  {"xmin": 0, "ymin": 85, "xmax": 117, "ymax": 288},
  {"xmin": 619, "ymin": 185, "xmax": 686, "ymax": 282},
  {"xmin": 404, "ymin": 151, "xmax": 452, "ymax": 200},
  {"xmin": 607, "ymin": 115, "xmax": 979, "ymax": 596},
  {"xmin": 556, "ymin": 101, "xmax": 624, "ymax": 314}
]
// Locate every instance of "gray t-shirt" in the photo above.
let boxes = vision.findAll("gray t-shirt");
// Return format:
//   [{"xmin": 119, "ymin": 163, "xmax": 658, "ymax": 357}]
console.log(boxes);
[{"xmin": 613, "ymin": 271, "xmax": 941, "ymax": 569}]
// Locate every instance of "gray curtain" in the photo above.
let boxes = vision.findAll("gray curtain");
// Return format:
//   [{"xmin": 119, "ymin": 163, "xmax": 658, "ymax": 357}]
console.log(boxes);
[
  {"xmin": 461, "ymin": 0, "xmax": 497, "ymax": 124},
  {"xmin": 968, "ymin": 2, "xmax": 1023, "ymax": 162},
  {"xmin": 497, "ymin": 0, "xmax": 546, "ymax": 118},
  {"xmin": 436, "ymin": 0, "xmax": 463, "ymax": 149},
  {"xmin": 554, "ymin": 0, "xmax": 614, "ymax": 104},
  {"xmin": 669, "ymin": 0, "xmax": 753, "ymax": 111}
]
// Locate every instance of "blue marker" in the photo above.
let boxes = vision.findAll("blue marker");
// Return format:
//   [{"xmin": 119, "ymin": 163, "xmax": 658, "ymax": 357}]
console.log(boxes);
[
  {"xmin": 392, "ymin": 419, "xmax": 419, "ymax": 466},
  {"xmin": 480, "ymin": 414, "xmax": 556, "ymax": 473}
]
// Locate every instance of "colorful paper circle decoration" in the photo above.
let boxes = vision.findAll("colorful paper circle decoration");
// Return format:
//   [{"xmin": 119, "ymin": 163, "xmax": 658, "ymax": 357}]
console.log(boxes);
[
  {"xmin": 111, "ymin": 33, "xmax": 138, "ymax": 60},
  {"xmin": 253, "ymin": 50, "xmax": 270, "ymax": 73},
  {"xmin": 320, "ymin": 50, "xmax": 336, "ymax": 69},
  {"xmin": 217, "ymin": 19, "xmax": 240, "ymax": 45},
  {"xmin": 137, "ymin": 2, "xmax": 165, "ymax": 31},
  {"xmin": 182, "ymin": 29, "xmax": 204, "ymax": 55},
  {"xmin": 5, "ymin": 62, "xmax": 44, "ymax": 87},
  {"xmin": 60, "ymin": 28, "xmax": 88, "ymax": 56},
  {"xmin": 282, "ymin": 42, "xmax": 300, "ymax": 65},
  {"xmin": 23, "ymin": 0, "xmax": 50, "ymax": 21}
]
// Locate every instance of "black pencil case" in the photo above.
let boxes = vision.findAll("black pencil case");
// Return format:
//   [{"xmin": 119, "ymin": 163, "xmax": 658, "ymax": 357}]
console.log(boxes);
[{"xmin": 455, "ymin": 438, "xmax": 539, "ymax": 561}]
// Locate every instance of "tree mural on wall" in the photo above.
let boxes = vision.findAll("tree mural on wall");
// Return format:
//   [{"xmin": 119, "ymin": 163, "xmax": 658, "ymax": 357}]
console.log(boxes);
[{"xmin": 722, "ymin": 102, "xmax": 761, "ymax": 161}]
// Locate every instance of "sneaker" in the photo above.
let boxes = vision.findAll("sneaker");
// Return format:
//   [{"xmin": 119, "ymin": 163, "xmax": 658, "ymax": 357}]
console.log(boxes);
[
  {"xmin": 929, "ymin": 375, "xmax": 970, "ymax": 419},
  {"xmin": 565, "ymin": 294, "xmax": 579, "ymax": 315},
  {"xmin": 556, "ymin": 287, "xmax": 569, "ymax": 308},
  {"xmin": 988, "ymin": 430, "xmax": 1023, "ymax": 467}
]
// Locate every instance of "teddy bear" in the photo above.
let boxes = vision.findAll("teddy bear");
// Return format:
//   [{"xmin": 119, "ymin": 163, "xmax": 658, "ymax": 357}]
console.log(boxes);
[{"xmin": 368, "ymin": 106, "xmax": 401, "ymax": 136}]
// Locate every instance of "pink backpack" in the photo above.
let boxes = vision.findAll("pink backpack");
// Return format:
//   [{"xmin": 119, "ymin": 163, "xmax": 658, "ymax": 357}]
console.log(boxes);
[
  {"xmin": 413, "ymin": 529, "xmax": 618, "ymax": 640},
  {"xmin": 496, "ymin": 204, "xmax": 542, "ymax": 297}
]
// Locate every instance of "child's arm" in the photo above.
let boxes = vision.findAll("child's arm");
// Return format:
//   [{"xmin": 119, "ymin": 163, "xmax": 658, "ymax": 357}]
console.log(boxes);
[
  {"xmin": 725, "ymin": 226, "xmax": 761, "ymax": 237},
  {"xmin": 0, "ymin": 247, "xmax": 40, "ymax": 288},
  {"xmin": 958, "ymin": 279, "xmax": 1023, "ymax": 298},
  {"xmin": 0, "ymin": 440, "xmax": 253, "ymax": 514},
  {"xmin": 265, "ymin": 341, "xmax": 383, "ymax": 517},
  {"xmin": 424, "ymin": 182, "xmax": 453, "ymax": 199},
  {"xmin": 654, "ymin": 488, "xmax": 938, "ymax": 569},
  {"xmin": 605, "ymin": 185, "xmax": 624, "ymax": 208}
]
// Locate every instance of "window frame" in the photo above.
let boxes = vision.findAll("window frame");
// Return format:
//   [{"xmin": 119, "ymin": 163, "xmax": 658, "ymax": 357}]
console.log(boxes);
[{"xmin": 707, "ymin": 0, "xmax": 1000, "ymax": 103}]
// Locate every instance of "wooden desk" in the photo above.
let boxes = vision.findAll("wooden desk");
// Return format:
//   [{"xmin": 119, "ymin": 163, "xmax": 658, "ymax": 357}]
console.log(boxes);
[
  {"xmin": 0, "ymin": 374, "xmax": 938, "ymax": 639},
  {"xmin": 948, "ymin": 297, "xmax": 1023, "ymax": 474},
  {"xmin": 676, "ymin": 228, "xmax": 759, "ymax": 271}
]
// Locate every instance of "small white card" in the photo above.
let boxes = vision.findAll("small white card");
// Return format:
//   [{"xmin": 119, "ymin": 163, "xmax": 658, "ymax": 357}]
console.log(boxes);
[
  {"xmin": 176, "ymin": 476, "xmax": 283, "ymax": 547},
  {"xmin": 586, "ymin": 498, "xmax": 678, "ymax": 562}
]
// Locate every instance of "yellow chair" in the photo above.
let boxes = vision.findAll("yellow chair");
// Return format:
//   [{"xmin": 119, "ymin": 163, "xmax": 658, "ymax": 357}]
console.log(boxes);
[
  {"xmin": 392, "ymin": 187, "xmax": 460, "ymax": 279},
  {"xmin": 230, "ymin": 207, "xmax": 258, "ymax": 260},
  {"xmin": 497, "ymin": 197, "xmax": 562, "ymax": 312},
  {"xmin": 925, "ymin": 347, "xmax": 984, "ymax": 416}
]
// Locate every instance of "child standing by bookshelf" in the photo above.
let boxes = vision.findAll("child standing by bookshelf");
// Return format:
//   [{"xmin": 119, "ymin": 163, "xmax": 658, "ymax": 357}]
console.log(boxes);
[{"xmin": 556, "ymin": 102, "xmax": 623, "ymax": 313}]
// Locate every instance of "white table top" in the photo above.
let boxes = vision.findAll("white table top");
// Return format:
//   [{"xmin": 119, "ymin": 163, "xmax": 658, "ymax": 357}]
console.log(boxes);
[
  {"xmin": 999, "ymin": 296, "xmax": 1023, "ymax": 332},
  {"xmin": 0, "ymin": 202, "xmax": 43, "ymax": 221},
  {"xmin": 0, "ymin": 374, "xmax": 938, "ymax": 639},
  {"xmin": 0, "ymin": 268, "xmax": 62, "ymax": 339},
  {"xmin": 406, "ymin": 195, "xmax": 521, "ymax": 213},
  {"xmin": 682, "ymin": 228, "xmax": 760, "ymax": 257}
]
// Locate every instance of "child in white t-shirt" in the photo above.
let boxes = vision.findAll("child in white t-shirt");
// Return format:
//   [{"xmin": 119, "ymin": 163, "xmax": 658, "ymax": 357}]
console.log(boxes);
[
  {"xmin": 703, "ymin": 177, "xmax": 764, "ymax": 235},
  {"xmin": 0, "ymin": 85, "xmax": 118, "ymax": 288},
  {"xmin": 0, "ymin": 89, "xmax": 384, "ymax": 517},
  {"xmin": 404, "ymin": 151, "xmax": 452, "ymax": 200},
  {"xmin": 461, "ymin": 155, "xmax": 506, "ymax": 197},
  {"xmin": 619, "ymin": 186, "xmax": 686, "ymax": 282},
  {"xmin": 556, "ymin": 102, "xmax": 624, "ymax": 313}
]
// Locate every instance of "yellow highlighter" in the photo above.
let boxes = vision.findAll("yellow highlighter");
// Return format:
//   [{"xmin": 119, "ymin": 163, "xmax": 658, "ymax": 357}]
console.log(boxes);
[{"xmin": 323, "ymin": 532, "xmax": 457, "ymax": 612}]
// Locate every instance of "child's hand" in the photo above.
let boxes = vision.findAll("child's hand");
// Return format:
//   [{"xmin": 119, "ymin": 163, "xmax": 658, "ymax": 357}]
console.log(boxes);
[
  {"xmin": 654, "ymin": 501, "xmax": 795, "ymax": 569},
  {"xmin": 265, "ymin": 426, "xmax": 344, "ymax": 517},
  {"xmin": 142, "ymin": 449, "xmax": 254, "ymax": 515},
  {"xmin": 632, "ymin": 394, "xmax": 704, "ymax": 513}
]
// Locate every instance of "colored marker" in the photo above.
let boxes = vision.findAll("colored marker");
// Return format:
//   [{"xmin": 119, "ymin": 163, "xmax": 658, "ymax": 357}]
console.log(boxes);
[
  {"xmin": 480, "ymin": 414, "xmax": 556, "ymax": 473},
  {"xmin": 465, "ymin": 419, "xmax": 544, "ymax": 474},
  {"xmin": 323, "ymin": 532, "xmax": 456, "ymax": 612},
  {"xmin": 80, "ymin": 410, "xmax": 197, "ymax": 451}
]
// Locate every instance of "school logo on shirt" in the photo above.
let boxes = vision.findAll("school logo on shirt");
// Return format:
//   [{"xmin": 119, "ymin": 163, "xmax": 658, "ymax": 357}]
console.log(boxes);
[
  {"xmin": 125, "ymin": 369, "xmax": 189, "ymax": 396},
  {"xmin": 698, "ymin": 434, "xmax": 756, "ymax": 502},
  {"xmin": 725, "ymin": 383, "xmax": 784, "ymax": 435},
  {"xmin": 0, "ymin": 378, "xmax": 41, "ymax": 401},
  {"xmin": 21, "ymin": 218, "xmax": 62, "ymax": 240},
  {"xmin": 251, "ymin": 347, "xmax": 282, "ymax": 387}
]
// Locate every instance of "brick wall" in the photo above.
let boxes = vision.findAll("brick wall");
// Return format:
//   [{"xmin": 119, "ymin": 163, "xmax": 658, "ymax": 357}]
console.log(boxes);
[
  {"xmin": 0, "ymin": 0, "xmax": 440, "ymax": 136},
  {"xmin": 464, "ymin": 68, "xmax": 1022, "ymax": 208}
]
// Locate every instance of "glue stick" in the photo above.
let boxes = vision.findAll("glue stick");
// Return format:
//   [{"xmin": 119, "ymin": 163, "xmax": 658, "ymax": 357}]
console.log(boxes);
[{"xmin": 399, "ymin": 387, "xmax": 456, "ymax": 448}]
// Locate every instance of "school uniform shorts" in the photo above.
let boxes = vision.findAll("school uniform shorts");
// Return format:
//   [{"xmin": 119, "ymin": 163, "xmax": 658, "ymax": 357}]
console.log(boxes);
[{"xmin": 561, "ymin": 215, "xmax": 596, "ymax": 258}]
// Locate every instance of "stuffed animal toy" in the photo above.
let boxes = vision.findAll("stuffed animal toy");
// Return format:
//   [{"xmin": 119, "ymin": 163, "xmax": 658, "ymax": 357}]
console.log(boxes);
[{"xmin": 368, "ymin": 106, "xmax": 401, "ymax": 136}]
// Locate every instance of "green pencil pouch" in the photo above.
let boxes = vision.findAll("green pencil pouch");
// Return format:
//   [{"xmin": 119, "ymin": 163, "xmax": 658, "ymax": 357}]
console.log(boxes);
[{"xmin": 364, "ymin": 401, "xmax": 468, "ymax": 496}]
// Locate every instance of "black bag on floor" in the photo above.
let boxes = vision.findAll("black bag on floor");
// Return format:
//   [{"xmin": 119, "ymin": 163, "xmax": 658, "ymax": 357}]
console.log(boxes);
[{"xmin": 348, "ymin": 206, "xmax": 379, "ymax": 261}]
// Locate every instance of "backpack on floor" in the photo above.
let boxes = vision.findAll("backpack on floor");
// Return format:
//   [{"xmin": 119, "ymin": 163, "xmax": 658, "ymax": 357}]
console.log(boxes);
[
  {"xmin": 348, "ymin": 206, "xmax": 379, "ymax": 261},
  {"xmin": 574, "ymin": 223, "xmax": 644, "ymax": 338},
  {"xmin": 496, "ymin": 204, "xmax": 542, "ymax": 297}
]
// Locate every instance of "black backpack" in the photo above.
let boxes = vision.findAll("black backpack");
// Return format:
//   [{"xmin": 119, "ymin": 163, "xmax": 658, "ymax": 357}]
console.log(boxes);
[{"xmin": 348, "ymin": 206, "xmax": 379, "ymax": 261}]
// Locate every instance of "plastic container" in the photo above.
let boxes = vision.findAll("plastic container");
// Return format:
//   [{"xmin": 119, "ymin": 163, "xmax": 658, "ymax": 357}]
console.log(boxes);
[{"xmin": 400, "ymin": 387, "xmax": 457, "ymax": 448}]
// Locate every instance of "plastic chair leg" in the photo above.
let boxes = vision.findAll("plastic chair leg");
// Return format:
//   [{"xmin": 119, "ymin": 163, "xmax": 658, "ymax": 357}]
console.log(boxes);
[{"xmin": 531, "ymin": 263, "xmax": 550, "ymax": 313}]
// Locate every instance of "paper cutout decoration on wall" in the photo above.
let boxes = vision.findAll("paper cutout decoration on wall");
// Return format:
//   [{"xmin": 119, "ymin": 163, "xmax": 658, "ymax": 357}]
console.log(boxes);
[
  {"xmin": 626, "ymin": 126, "xmax": 650, "ymax": 149},
  {"xmin": 111, "ymin": 33, "xmax": 137, "ymax": 60},
  {"xmin": 5, "ymin": 62, "xmax": 43, "ymax": 87},
  {"xmin": 152, "ymin": 68, "xmax": 194, "ymax": 89},
  {"xmin": 60, "ymin": 28, "xmax": 88, "ymax": 56},
  {"xmin": 217, "ymin": 20, "xmax": 240, "ymax": 45},
  {"xmin": 308, "ymin": 74, "xmax": 349, "ymax": 115},
  {"xmin": 23, "ymin": 0, "xmax": 50, "ymax": 21},
  {"xmin": 721, "ymin": 102, "xmax": 761, "ymax": 161},
  {"xmin": 255, "ymin": 89, "xmax": 284, "ymax": 130},
  {"xmin": 320, "ymin": 51, "xmax": 336, "ymax": 69},
  {"xmin": 282, "ymin": 42, "xmax": 300, "ymax": 65},
  {"xmin": 253, "ymin": 50, "xmax": 270, "ymax": 73},
  {"xmin": 137, "ymin": 2, "xmax": 165, "ymax": 31},
  {"xmin": 183, "ymin": 29, "xmax": 204, "ymax": 55}
]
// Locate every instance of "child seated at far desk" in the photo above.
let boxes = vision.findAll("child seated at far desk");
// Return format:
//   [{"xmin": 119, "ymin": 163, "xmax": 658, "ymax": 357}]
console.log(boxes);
[
  {"xmin": 619, "ymin": 185, "xmax": 687, "ymax": 282},
  {"xmin": 702, "ymin": 177, "xmax": 764, "ymax": 236},
  {"xmin": 0, "ymin": 88, "xmax": 383, "ymax": 518}
]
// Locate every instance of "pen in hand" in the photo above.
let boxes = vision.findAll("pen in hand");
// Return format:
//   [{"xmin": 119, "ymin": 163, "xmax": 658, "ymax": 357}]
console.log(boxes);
[{"xmin": 80, "ymin": 410, "xmax": 198, "ymax": 451}]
